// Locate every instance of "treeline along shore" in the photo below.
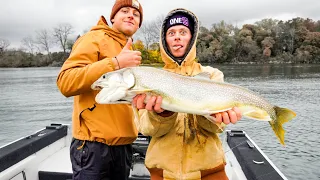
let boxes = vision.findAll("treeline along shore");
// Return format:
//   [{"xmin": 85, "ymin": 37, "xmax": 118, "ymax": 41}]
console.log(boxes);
[{"xmin": 1, "ymin": 17, "xmax": 320, "ymax": 68}]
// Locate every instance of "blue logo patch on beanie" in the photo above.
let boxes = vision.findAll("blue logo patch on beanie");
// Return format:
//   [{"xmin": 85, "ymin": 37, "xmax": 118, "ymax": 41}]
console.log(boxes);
[
  {"xmin": 165, "ymin": 12, "xmax": 193, "ymax": 33},
  {"xmin": 169, "ymin": 16, "xmax": 189, "ymax": 27}
]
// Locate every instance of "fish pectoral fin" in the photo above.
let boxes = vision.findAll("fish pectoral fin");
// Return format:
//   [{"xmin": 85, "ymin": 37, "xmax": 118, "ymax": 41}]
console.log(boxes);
[
  {"xmin": 123, "ymin": 69, "xmax": 135, "ymax": 88},
  {"xmin": 95, "ymin": 86, "xmax": 129, "ymax": 104},
  {"xmin": 239, "ymin": 105, "xmax": 271, "ymax": 121}
]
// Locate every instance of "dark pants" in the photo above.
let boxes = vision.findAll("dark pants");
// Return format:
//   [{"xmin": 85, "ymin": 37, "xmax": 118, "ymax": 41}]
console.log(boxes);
[{"xmin": 70, "ymin": 138, "xmax": 133, "ymax": 180}]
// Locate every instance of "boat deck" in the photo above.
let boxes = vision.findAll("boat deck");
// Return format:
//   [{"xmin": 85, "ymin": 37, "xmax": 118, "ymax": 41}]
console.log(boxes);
[
  {"xmin": 36, "ymin": 146, "xmax": 240, "ymax": 180},
  {"xmin": 35, "ymin": 136, "xmax": 244, "ymax": 180},
  {"xmin": 0, "ymin": 124, "xmax": 288, "ymax": 180}
]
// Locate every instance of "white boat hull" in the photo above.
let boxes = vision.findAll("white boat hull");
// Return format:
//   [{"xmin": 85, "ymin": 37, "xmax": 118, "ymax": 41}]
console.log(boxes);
[{"xmin": 0, "ymin": 124, "xmax": 287, "ymax": 180}]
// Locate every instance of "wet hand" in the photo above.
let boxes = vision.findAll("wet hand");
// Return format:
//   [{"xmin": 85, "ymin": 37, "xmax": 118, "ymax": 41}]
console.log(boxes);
[
  {"xmin": 115, "ymin": 38, "xmax": 142, "ymax": 68},
  {"xmin": 132, "ymin": 94, "xmax": 164, "ymax": 113},
  {"xmin": 211, "ymin": 107, "xmax": 242, "ymax": 124}
]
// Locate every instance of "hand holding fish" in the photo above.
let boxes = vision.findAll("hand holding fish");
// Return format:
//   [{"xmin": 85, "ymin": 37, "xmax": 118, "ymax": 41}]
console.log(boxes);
[
  {"xmin": 114, "ymin": 38, "xmax": 142, "ymax": 69},
  {"xmin": 133, "ymin": 94, "xmax": 164, "ymax": 113},
  {"xmin": 133, "ymin": 94, "xmax": 174, "ymax": 117},
  {"xmin": 211, "ymin": 107, "xmax": 242, "ymax": 124},
  {"xmin": 133, "ymin": 93, "xmax": 242, "ymax": 123}
]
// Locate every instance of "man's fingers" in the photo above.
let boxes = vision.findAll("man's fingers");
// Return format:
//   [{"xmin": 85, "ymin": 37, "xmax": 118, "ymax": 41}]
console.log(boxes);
[
  {"xmin": 132, "ymin": 95, "xmax": 139, "ymax": 107},
  {"xmin": 210, "ymin": 107, "xmax": 241, "ymax": 125},
  {"xmin": 136, "ymin": 94, "xmax": 146, "ymax": 109},
  {"xmin": 145, "ymin": 96, "xmax": 156, "ymax": 111},
  {"xmin": 136, "ymin": 54, "xmax": 142, "ymax": 61},
  {"xmin": 228, "ymin": 109, "xmax": 237, "ymax": 124},
  {"xmin": 212, "ymin": 113, "xmax": 222, "ymax": 123},
  {"xmin": 233, "ymin": 107, "xmax": 242, "ymax": 120},
  {"xmin": 134, "ymin": 51, "xmax": 141, "ymax": 56},
  {"xmin": 123, "ymin": 38, "xmax": 133, "ymax": 50},
  {"xmin": 133, "ymin": 54, "xmax": 142, "ymax": 61},
  {"xmin": 154, "ymin": 96, "xmax": 164, "ymax": 113},
  {"xmin": 222, "ymin": 112, "xmax": 230, "ymax": 124}
]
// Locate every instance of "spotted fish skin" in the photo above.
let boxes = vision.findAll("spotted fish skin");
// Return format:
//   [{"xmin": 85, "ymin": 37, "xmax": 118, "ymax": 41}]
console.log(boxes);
[{"xmin": 91, "ymin": 66, "xmax": 296, "ymax": 145}]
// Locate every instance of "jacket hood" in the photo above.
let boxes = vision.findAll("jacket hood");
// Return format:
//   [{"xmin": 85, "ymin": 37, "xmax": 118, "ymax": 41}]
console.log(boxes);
[
  {"xmin": 160, "ymin": 8, "xmax": 199, "ymax": 67},
  {"xmin": 90, "ymin": 16, "xmax": 128, "ymax": 46}
]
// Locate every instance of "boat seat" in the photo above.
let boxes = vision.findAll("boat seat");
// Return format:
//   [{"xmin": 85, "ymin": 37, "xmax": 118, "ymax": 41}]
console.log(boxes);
[
  {"xmin": 38, "ymin": 147, "xmax": 72, "ymax": 180},
  {"xmin": 37, "ymin": 145, "xmax": 150, "ymax": 180}
]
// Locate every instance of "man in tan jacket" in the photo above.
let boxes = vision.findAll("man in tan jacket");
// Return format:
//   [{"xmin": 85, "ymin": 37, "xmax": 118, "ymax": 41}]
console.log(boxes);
[
  {"xmin": 133, "ymin": 8, "xmax": 242, "ymax": 180},
  {"xmin": 56, "ymin": 0, "xmax": 143, "ymax": 179}
]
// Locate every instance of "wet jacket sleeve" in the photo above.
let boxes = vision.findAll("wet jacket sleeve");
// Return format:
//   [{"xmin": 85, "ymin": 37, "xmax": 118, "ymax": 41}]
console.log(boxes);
[
  {"xmin": 57, "ymin": 33, "xmax": 116, "ymax": 97},
  {"xmin": 197, "ymin": 66, "xmax": 226, "ymax": 133},
  {"xmin": 135, "ymin": 109, "xmax": 177, "ymax": 137}
]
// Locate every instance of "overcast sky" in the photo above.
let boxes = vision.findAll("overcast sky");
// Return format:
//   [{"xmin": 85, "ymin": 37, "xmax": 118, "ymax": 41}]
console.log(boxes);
[{"xmin": 1, "ymin": 0, "xmax": 320, "ymax": 49}]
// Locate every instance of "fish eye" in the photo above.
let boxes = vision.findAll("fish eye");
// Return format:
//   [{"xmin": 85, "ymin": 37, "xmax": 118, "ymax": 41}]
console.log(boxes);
[{"xmin": 103, "ymin": 75, "xmax": 106, "ymax": 79}]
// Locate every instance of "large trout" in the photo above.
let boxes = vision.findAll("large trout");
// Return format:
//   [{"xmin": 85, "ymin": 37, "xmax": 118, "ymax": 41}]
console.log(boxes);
[{"xmin": 91, "ymin": 66, "xmax": 296, "ymax": 145}]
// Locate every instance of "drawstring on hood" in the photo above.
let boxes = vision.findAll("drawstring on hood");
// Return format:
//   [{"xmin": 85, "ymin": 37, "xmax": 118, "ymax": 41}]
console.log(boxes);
[{"xmin": 160, "ymin": 8, "xmax": 199, "ymax": 67}]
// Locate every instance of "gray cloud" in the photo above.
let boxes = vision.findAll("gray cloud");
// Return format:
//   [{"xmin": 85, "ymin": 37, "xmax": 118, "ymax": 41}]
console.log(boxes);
[{"xmin": 1, "ymin": 0, "xmax": 319, "ymax": 49}]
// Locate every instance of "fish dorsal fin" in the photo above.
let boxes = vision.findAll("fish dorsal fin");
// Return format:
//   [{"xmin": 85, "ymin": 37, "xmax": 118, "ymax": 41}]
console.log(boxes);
[
  {"xmin": 123, "ymin": 69, "xmax": 135, "ymax": 88},
  {"xmin": 194, "ymin": 72, "xmax": 211, "ymax": 80}
]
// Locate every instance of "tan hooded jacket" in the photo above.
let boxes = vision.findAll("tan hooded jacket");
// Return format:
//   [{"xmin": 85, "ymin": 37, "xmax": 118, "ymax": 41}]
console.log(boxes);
[
  {"xmin": 57, "ymin": 16, "xmax": 137, "ymax": 145},
  {"xmin": 135, "ymin": 9, "xmax": 226, "ymax": 179}
]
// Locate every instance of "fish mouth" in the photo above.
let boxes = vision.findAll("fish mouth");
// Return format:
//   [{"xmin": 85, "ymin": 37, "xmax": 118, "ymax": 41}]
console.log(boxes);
[
  {"xmin": 118, "ymin": 99, "xmax": 127, "ymax": 102},
  {"xmin": 91, "ymin": 82, "xmax": 104, "ymax": 90},
  {"xmin": 95, "ymin": 86, "xmax": 103, "ymax": 90}
]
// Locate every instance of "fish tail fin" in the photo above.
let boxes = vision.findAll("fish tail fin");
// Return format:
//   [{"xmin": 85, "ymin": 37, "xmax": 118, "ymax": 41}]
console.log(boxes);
[{"xmin": 270, "ymin": 106, "xmax": 296, "ymax": 145}]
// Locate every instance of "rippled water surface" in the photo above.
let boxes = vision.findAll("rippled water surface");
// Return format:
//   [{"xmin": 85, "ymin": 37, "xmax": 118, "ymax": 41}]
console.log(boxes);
[{"xmin": 1, "ymin": 64, "xmax": 319, "ymax": 179}]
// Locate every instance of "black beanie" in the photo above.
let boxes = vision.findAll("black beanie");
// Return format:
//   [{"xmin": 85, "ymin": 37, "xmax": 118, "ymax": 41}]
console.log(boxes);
[{"xmin": 164, "ymin": 12, "xmax": 194, "ymax": 34}]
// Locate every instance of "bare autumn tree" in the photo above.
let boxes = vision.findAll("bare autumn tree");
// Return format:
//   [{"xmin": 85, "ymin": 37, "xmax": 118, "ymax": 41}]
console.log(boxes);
[
  {"xmin": 0, "ymin": 38, "xmax": 10, "ymax": 53},
  {"xmin": 149, "ymin": 15, "xmax": 165, "ymax": 41},
  {"xmin": 21, "ymin": 36, "xmax": 38, "ymax": 54},
  {"xmin": 53, "ymin": 23, "xmax": 73, "ymax": 55},
  {"xmin": 35, "ymin": 29, "xmax": 53, "ymax": 59},
  {"xmin": 137, "ymin": 15, "xmax": 164, "ymax": 60},
  {"xmin": 137, "ymin": 15, "xmax": 164, "ymax": 49},
  {"xmin": 139, "ymin": 21, "xmax": 154, "ymax": 51}
]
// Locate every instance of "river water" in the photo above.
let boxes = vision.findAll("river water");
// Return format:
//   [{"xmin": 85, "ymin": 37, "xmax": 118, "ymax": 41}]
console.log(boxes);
[{"xmin": 0, "ymin": 64, "xmax": 319, "ymax": 179}]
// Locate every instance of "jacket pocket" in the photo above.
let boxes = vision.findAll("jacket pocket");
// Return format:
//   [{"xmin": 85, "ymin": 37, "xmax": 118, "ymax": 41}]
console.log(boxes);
[{"xmin": 70, "ymin": 139, "xmax": 89, "ymax": 169}]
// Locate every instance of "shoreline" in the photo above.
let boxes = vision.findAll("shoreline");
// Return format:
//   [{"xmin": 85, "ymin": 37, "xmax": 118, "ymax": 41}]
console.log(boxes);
[{"xmin": 0, "ymin": 62, "xmax": 319, "ymax": 68}]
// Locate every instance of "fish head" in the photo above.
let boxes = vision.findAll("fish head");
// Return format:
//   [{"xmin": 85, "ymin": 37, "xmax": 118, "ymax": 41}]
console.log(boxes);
[{"xmin": 91, "ymin": 68, "xmax": 136, "ymax": 104}]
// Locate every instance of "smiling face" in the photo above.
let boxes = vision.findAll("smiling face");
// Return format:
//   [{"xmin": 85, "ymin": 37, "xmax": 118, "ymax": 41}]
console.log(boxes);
[
  {"xmin": 111, "ymin": 7, "xmax": 140, "ymax": 37},
  {"xmin": 165, "ymin": 25, "xmax": 192, "ymax": 58}
]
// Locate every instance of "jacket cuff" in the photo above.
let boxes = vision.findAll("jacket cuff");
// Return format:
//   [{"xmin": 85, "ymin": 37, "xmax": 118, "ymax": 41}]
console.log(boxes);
[{"xmin": 101, "ymin": 57, "xmax": 116, "ymax": 71}]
